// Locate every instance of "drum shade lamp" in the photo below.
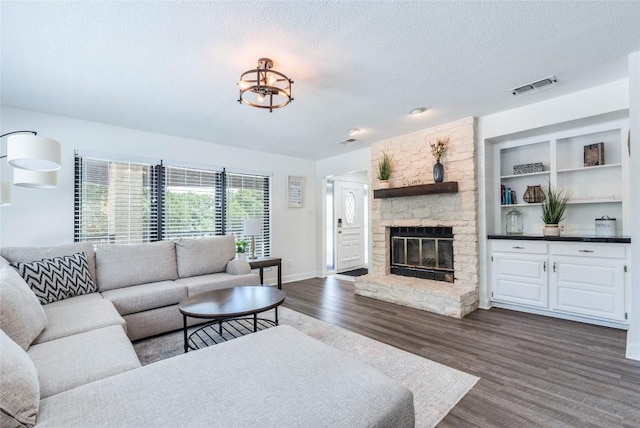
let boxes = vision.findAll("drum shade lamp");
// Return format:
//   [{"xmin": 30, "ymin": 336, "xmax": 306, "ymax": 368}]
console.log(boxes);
[
  {"xmin": 13, "ymin": 169, "xmax": 58, "ymax": 189},
  {"xmin": 0, "ymin": 131, "xmax": 61, "ymax": 205},
  {"xmin": 6, "ymin": 133, "xmax": 61, "ymax": 171},
  {"xmin": 243, "ymin": 218, "xmax": 262, "ymax": 260},
  {"xmin": 0, "ymin": 181, "xmax": 11, "ymax": 206}
]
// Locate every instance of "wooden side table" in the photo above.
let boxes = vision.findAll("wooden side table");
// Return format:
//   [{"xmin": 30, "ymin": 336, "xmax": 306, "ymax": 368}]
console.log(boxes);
[{"xmin": 249, "ymin": 257, "xmax": 282, "ymax": 289}]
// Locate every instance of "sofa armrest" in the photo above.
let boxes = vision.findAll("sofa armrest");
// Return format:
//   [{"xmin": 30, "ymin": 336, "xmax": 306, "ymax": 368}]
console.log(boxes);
[{"xmin": 226, "ymin": 259, "xmax": 251, "ymax": 275}]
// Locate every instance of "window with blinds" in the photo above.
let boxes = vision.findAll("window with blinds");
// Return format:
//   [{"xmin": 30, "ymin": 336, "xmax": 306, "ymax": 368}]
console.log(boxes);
[
  {"xmin": 225, "ymin": 172, "xmax": 271, "ymax": 257},
  {"xmin": 75, "ymin": 153, "xmax": 271, "ymax": 254},
  {"xmin": 74, "ymin": 156, "xmax": 158, "ymax": 244},
  {"xmin": 161, "ymin": 165, "xmax": 223, "ymax": 239}
]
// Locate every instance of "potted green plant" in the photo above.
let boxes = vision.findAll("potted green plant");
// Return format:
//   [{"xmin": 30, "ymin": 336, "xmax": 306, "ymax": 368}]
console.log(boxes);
[
  {"xmin": 235, "ymin": 239, "xmax": 248, "ymax": 260},
  {"xmin": 540, "ymin": 183, "xmax": 570, "ymax": 236},
  {"xmin": 377, "ymin": 151, "xmax": 393, "ymax": 188}
]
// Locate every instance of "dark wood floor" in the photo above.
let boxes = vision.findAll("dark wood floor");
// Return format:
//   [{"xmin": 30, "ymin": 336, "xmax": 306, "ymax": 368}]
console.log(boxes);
[{"xmin": 281, "ymin": 277, "xmax": 640, "ymax": 427}]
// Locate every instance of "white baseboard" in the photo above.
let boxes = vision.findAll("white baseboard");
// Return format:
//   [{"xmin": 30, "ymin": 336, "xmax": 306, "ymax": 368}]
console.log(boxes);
[
  {"xmin": 626, "ymin": 338, "xmax": 640, "ymax": 361},
  {"xmin": 281, "ymin": 271, "xmax": 320, "ymax": 284},
  {"xmin": 478, "ymin": 298, "xmax": 492, "ymax": 310}
]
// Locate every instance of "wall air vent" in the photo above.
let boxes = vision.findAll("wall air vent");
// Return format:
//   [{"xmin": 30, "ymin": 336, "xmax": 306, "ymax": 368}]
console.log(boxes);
[
  {"xmin": 337, "ymin": 138, "xmax": 360, "ymax": 147},
  {"xmin": 511, "ymin": 76, "xmax": 557, "ymax": 96}
]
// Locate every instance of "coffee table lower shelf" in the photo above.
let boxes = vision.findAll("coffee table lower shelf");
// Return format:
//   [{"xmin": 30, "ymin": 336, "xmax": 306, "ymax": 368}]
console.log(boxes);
[{"xmin": 186, "ymin": 317, "xmax": 278, "ymax": 351}]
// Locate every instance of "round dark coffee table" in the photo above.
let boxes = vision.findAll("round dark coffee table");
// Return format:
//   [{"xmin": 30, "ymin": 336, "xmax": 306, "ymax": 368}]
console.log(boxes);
[{"xmin": 179, "ymin": 286, "xmax": 286, "ymax": 352}]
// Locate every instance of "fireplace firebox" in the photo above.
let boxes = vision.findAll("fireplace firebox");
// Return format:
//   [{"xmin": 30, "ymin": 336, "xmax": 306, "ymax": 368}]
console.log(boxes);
[{"xmin": 390, "ymin": 227, "xmax": 454, "ymax": 283}]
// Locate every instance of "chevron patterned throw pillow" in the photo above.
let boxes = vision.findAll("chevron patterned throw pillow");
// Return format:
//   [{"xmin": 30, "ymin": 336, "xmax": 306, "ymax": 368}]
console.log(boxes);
[{"xmin": 11, "ymin": 252, "xmax": 96, "ymax": 305}]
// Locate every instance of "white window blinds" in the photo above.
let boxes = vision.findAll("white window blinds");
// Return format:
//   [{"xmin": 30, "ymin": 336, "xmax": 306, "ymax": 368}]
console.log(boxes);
[
  {"xmin": 74, "ymin": 156, "xmax": 158, "ymax": 244},
  {"xmin": 75, "ymin": 154, "xmax": 271, "ymax": 252},
  {"xmin": 161, "ymin": 165, "xmax": 223, "ymax": 239},
  {"xmin": 225, "ymin": 172, "xmax": 271, "ymax": 257}
]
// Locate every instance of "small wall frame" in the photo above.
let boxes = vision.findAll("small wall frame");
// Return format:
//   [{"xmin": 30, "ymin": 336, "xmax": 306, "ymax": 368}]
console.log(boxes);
[{"xmin": 287, "ymin": 176, "xmax": 304, "ymax": 208}]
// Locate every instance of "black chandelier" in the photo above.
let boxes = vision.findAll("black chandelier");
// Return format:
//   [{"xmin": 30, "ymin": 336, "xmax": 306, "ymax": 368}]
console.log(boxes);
[{"xmin": 237, "ymin": 58, "xmax": 293, "ymax": 112}]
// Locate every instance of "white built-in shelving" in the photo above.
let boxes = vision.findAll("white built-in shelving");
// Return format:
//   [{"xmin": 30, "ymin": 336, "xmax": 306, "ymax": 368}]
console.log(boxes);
[{"xmin": 489, "ymin": 116, "xmax": 629, "ymax": 236}]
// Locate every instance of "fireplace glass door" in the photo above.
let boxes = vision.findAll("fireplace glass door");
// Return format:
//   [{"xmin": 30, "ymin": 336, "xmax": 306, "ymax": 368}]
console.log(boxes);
[{"xmin": 391, "ymin": 237, "xmax": 453, "ymax": 272}]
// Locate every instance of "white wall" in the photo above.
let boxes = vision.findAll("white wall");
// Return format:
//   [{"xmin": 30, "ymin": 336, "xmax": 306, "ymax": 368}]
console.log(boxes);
[
  {"xmin": 627, "ymin": 51, "xmax": 640, "ymax": 360},
  {"xmin": 316, "ymin": 147, "xmax": 370, "ymax": 180},
  {"xmin": 0, "ymin": 107, "xmax": 319, "ymax": 284}
]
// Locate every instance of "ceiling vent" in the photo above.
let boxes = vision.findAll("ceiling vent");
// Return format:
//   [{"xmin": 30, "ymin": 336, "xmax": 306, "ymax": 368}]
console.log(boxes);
[
  {"xmin": 511, "ymin": 76, "xmax": 557, "ymax": 96},
  {"xmin": 337, "ymin": 138, "xmax": 360, "ymax": 147}
]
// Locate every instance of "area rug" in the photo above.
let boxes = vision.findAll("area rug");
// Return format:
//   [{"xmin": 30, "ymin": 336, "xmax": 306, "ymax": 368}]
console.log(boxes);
[{"xmin": 134, "ymin": 307, "xmax": 479, "ymax": 427}]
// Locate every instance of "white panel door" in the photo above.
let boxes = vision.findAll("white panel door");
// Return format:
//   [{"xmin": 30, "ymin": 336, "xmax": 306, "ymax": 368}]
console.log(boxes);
[
  {"xmin": 492, "ymin": 254, "xmax": 549, "ymax": 308},
  {"xmin": 550, "ymin": 257, "xmax": 626, "ymax": 321},
  {"xmin": 334, "ymin": 180, "xmax": 365, "ymax": 272}
]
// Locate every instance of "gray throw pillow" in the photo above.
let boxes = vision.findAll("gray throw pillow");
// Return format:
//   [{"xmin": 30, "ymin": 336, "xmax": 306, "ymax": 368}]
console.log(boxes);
[
  {"xmin": 0, "ymin": 330, "xmax": 40, "ymax": 428},
  {"xmin": 226, "ymin": 259, "xmax": 252, "ymax": 275},
  {"xmin": 0, "ymin": 267, "xmax": 48, "ymax": 350},
  {"xmin": 11, "ymin": 252, "xmax": 96, "ymax": 305}
]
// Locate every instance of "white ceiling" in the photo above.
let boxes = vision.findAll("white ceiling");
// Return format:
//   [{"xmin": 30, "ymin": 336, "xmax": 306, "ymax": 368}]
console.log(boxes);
[{"xmin": 2, "ymin": 1, "xmax": 639, "ymax": 160}]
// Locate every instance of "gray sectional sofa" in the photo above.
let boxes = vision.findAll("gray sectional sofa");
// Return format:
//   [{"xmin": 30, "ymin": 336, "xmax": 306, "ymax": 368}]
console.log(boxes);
[
  {"xmin": 1, "ymin": 236, "xmax": 261, "ymax": 341},
  {"xmin": 0, "ymin": 237, "xmax": 415, "ymax": 427}
]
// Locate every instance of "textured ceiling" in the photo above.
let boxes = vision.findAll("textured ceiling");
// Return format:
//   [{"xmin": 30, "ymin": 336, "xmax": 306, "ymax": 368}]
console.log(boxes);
[{"xmin": 2, "ymin": 1, "xmax": 639, "ymax": 160}]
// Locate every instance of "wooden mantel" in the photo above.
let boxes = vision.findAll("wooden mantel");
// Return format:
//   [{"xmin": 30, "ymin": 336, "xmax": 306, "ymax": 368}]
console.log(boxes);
[{"xmin": 373, "ymin": 182, "xmax": 459, "ymax": 199}]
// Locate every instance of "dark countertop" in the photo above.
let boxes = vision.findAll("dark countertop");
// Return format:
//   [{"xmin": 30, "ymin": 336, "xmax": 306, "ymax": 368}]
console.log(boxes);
[{"xmin": 488, "ymin": 234, "xmax": 631, "ymax": 244}]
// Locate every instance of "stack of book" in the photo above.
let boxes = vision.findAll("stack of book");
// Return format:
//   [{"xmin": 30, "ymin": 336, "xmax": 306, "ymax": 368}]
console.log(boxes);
[{"xmin": 501, "ymin": 185, "xmax": 516, "ymax": 205}]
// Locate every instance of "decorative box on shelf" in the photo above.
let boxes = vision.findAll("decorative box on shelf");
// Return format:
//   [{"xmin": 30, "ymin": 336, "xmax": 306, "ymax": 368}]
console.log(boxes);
[
  {"xmin": 513, "ymin": 162, "xmax": 543, "ymax": 175},
  {"xmin": 584, "ymin": 142, "xmax": 605, "ymax": 167}
]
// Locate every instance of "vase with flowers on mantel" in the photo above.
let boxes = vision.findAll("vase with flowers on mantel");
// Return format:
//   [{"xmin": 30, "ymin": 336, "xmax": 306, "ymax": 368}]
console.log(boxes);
[{"xmin": 430, "ymin": 137, "xmax": 449, "ymax": 183}]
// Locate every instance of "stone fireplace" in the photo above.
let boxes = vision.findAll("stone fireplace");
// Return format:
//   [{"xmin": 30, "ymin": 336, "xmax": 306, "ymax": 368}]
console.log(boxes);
[{"xmin": 354, "ymin": 117, "xmax": 479, "ymax": 318}]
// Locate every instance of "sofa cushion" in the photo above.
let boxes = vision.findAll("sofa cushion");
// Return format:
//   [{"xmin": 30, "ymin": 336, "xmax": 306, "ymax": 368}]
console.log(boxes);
[
  {"xmin": 175, "ymin": 236, "xmax": 235, "ymax": 278},
  {"xmin": 34, "ymin": 297, "xmax": 125, "ymax": 344},
  {"xmin": 123, "ymin": 305, "xmax": 184, "ymax": 341},
  {"xmin": 40, "ymin": 291, "xmax": 103, "ymax": 309},
  {"xmin": 0, "ymin": 255, "xmax": 9, "ymax": 267},
  {"xmin": 36, "ymin": 326, "xmax": 414, "ymax": 428},
  {"xmin": 175, "ymin": 272, "xmax": 260, "ymax": 296},
  {"xmin": 28, "ymin": 325, "xmax": 141, "ymax": 399},
  {"xmin": 0, "ymin": 267, "xmax": 48, "ymax": 351},
  {"xmin": 0, "ymin": 331, "xmax": 40, "ymax": 428},
  {"xmin": 11, "ymin": 252, "xmax": 96, "ymax": 304},
  {"xmin": 101, "ymin": 281, "xmax": 188, "ymax": 316},
  {"xmin": 95, "ymin": 241, "xmax": 178, "ymax": 291},
  {"xmin": 1, "ymin": 242, "xmax": 96, "ymax": 285}
]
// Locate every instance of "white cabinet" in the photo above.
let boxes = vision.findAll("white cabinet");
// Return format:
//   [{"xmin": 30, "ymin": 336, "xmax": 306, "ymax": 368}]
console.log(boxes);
[
  {"xmin": 489, "ymin": 239, "xmax": 629, "ymax": 328},
  {"xmin": 549, "ymin": 243, "xmax": 627, "ymax": 322},
  {"xmin": 489, "ymin": 117, "xmax": 629, "ymax": 236},
  {"xmin": 492, "ymin": 254, "xmax": 548, "ymax": 308},
  {"xmin": 550, "ymin": 257, "xmax": 626, "ymax": 322}
]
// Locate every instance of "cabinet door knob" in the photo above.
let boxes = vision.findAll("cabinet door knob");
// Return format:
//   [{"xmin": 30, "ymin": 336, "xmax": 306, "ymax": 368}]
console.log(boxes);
[
  {"xmin": 578, "ymin": 249, "xmax": 594, "ymax": 253},
  {"xmin": 553, "ymin": 262, "xmax": 556, "ymax": 272},
  {"xmin": 512, "ymin": 246, "xmax": 525, "ymax": 249},
  {"xmin": 543, "ymin": 261, "xmax": 546, "ymax": 272}
]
